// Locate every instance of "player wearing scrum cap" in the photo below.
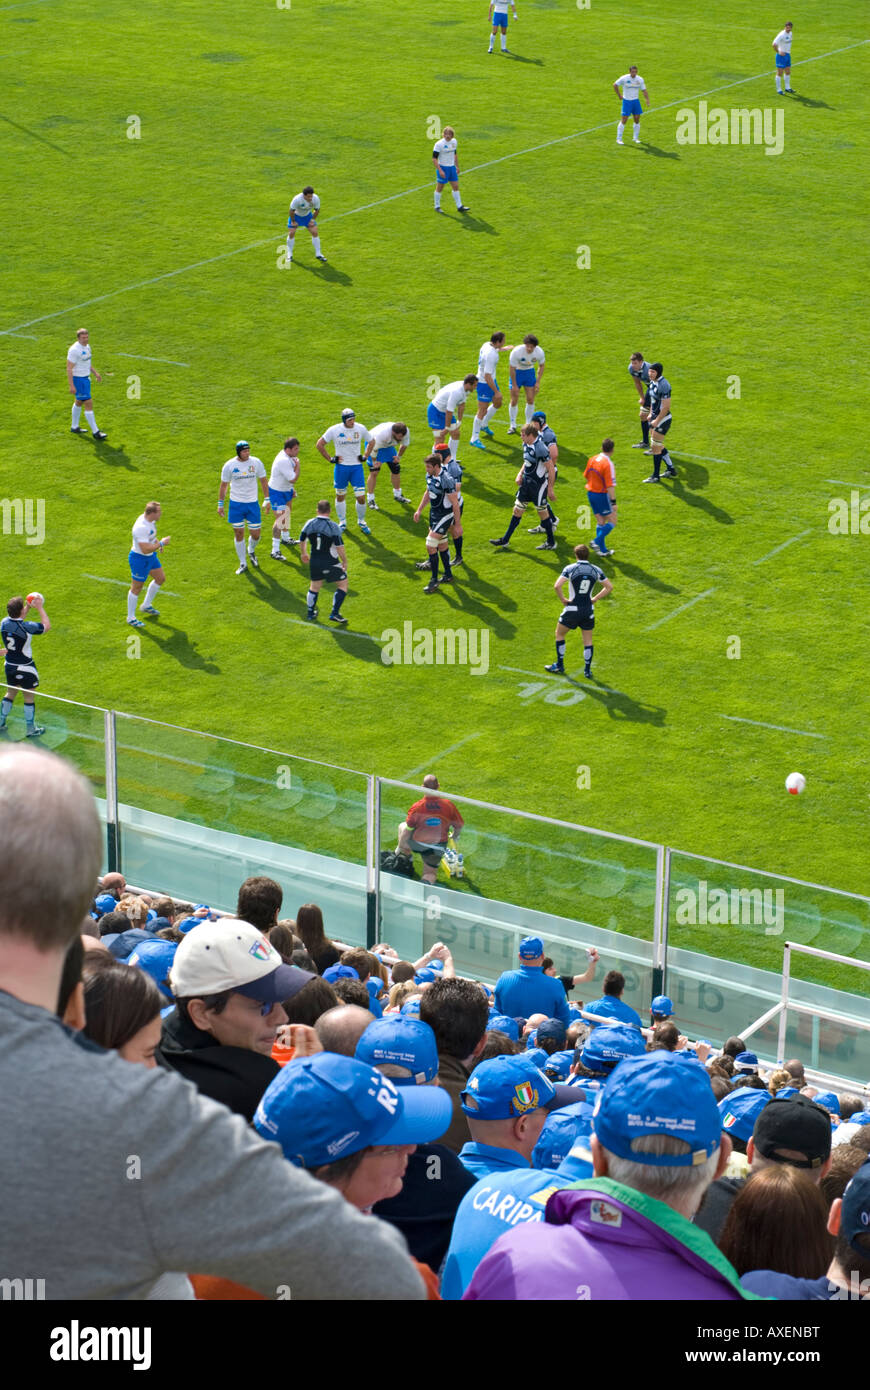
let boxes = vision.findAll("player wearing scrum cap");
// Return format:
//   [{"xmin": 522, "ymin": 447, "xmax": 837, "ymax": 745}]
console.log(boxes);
[
  {"xmin": 364, "ymin": 422, "xmax": 411, "ymax": 509},
  {"xmin": 316, "ymin": 409, "xmax": 373, "ymax": 535},
  {"xmin": 218, "ymin": 442, "xmax": 271, "ymax": 575},
  {"xmin": 432, "ymin": 127, "xmax": 470, "ymax": 215},
  {"xmin": 286, "ymin": 186, "xmax": 326, "ymax": 265},
  {"xmin": 1, "ymin": 594, "xmax": 51, "ymax": 738}
]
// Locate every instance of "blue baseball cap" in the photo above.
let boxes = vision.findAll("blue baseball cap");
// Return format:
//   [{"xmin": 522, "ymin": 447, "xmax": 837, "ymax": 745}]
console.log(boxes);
[
  {"xmin": 176, "ymin": 916, "xmax": 203, "ymax": 935},
  {"xmin": 533, "ymin": 1100, "xmax": 595, "ymax": 1171},
  {"xmin": 851, "ymin": 1111, "xmax": 870, "ymax": 1127},
  {"xmin": 366, "ymin": 976, "xmax": 385, "ymax": 999},
  {"xmin": 812, "ymin": 1090, "xmax": 841, "ymax": 1117},
  {"xmin": 415, "ymin": 968, "xmax": 438, "ymax": 984},
  {"xmin": 355, "ymin": 1018, "xmax": 439, "ymax": 1085},
  {"xmin": 488, "ymin": 1012, "xmax": 520, "ymax": 1041},
  {"xmin": 594, "ymin": 1053, "xmax": 722, "ymax": 1166},
  {"xmin": 93, "ymin": 892, "xmax": 117, "ymax": 917},
  {"xmin": 428, "ymin": 958, "xmax": 445, "ymax": 973},
  {"xmin": 651, "ymin": 995, "xmax": 674, "ymax": 1017},
  {"xmin": 524, "ymin": 1046, "xmax": 548, "ymax": 1069},
  {"xmin": 401, "ymin": 998, "xmax": 422, "ymax": 1018},
  {"xmin": 775, "ymin": 1086, "xmax": 800, "ymax": 1099},
  {"xmin": 581, "ymin": 1024, "xmax": 647, "ymax": 1073},
  {"xmin": 543, "ymin": 1049, "xmax": 575, "ymax": 1082},
  {"xmin": 734, "ymin": 1051, "xmax": 760, "ymax": 1074},
  {"xmin": 519, "ymin": 936, "xmax": 544, "ymax": 961},
  {"xmin": 461, "ymin": 1055, "xmax": 577, "ymax": 1120},
  {"xmin": 254, "ymin": 1053, "xmax": 452, "ymax": 1168},
  {"xmin": 841, "ymin": 1161, "xmax": 870, "ymax": 1256},
  {"xmin": 537, "ymin": 1018, "xmax": 568, "ymax": 1046},
  {"xmin": 719, "ymin": 1086, "xmax": 771, "ymax": 1142},
  {"xmin": 323, "ymin": 963, "xmax": 359, "ymax": 984},
  {"xmin": 127, "ymin": 938, "xmax": 178, "ymax": 1001}
]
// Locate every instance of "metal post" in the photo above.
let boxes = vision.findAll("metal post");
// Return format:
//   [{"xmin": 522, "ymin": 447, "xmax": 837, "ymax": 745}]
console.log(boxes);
[
  {"xmin": 777, "ymin": 942, "xmax": 791, "ymax": 1062},
  {"xmin": 365, "ymin": 775, "xmax": 380, "ymax": 948},
  {"xmin": 655, "ymin": 845, "xmax": 670, "ymax": 996},
  {"xmin": 104, "ymin": 709, "xmax": 120, "ymax": 874}
]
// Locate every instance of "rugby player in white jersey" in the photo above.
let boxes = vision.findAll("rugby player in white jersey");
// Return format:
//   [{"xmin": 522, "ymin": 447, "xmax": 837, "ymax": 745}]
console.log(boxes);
[
  {"xmin": 470, "ymin": 332, "xmax": 513, "ymax": 450},
  {"xmin": 268, "ymin": 438, "xmax": 301, "ymax": 560},
  {"xmin": 127, "ymin": 502, "xmax": 170, "ymax": 628},
  {"xmin": 364, "ymin": 423, "xmax": 411, "ymax": 509},
  {"xmin": 217, "ymin": 442, "xmax": 271, "ymax": 575},
  {"xmin": 66, "ymin": 328, "xmax": 107, "ymax": 439},
  {"xmin": 432, "ymin": 127, "xmax": 469, "ymax": 214},
  {"xmin": 508, "ymin": 334, "xmax": 546, "ymax": 433},
  {"xmin": 315, "ymin": 409, "xmax": 372, "ymax": 535},
  {"xmin": 488, "ymin": 0, "xmax": 517, "ymax": 55},
  {"xmin": 613, "ymin": 66, "xmax": 649, "ymax": 145},
  {"xmin": 772, "ymin": 22, "xmax": 793, "ymax": 94},
  {"xmin": 426, "ymin": 374, "xmax": 478, "ymax": 462},
  {"xmin": 286, "ymin": 186, "xmax": 326, "ymax": 264}
]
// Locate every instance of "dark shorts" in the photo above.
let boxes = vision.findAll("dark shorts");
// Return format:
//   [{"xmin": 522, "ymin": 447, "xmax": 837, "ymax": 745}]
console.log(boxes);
[
  {"xmin": 310, "ymin": 563, "xmax": 346, "ymax": 584},
  {"xmin": 408, "ymin": 837, "xmax": 446, "ymax": 867},
  {"xmin": 559, "ymin": 607, "xmax": 594, "ymax": 632},
  {"xmin": 642, "ymin": 388, "xmax": 651, "ymax": 409},
  {"xmin": 5, "ymin": 662, "xmax": 39, "ymax": 690},
  {"xmin": 428, "ymin": 508, "xmax": 454, "ymax": 537},
  {"xmin": 516, "ymin": 475, "xmax": 549, "ymax": 511},
  {"xmin": 651, "ymin": 415, "xmax": 672, "ymax": 437}
]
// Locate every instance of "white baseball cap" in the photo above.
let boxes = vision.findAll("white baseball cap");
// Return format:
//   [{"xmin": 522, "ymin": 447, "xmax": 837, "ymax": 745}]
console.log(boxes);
[{"xmin": 169, "ymin": 919, "xmax": 312, "ymax": 1004}]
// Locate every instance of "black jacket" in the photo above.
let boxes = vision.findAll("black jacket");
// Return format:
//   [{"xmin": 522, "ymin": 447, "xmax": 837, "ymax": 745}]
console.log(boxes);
[
  {"xmin": 157, "ymin": 1007, "xmax": 279, "ymax": 1122},
  {"xmin": 373, "ymin": 1143, "xmax": 476, "ymax": 1271},
  {"xmin": 693, "ymin": 1175, "xmax": 747, "ymax": 1243}
]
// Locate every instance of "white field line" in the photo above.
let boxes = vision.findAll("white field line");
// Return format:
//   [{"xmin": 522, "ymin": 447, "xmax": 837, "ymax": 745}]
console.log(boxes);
[
  {"xmin": 721, "ymin": 715, "xmax": 825, "ymax": 740},
  {"xmin": 825, "ymin": 480, "xmax": 870, "ymax": 490},
  {"xmin": 275, "ymin": 380, "xmax": 351, "ymax": 397},
  {"xmin": 644, "ymin": 588, "xmax": 716, "ymax": 632},
  {"xmin": 115, "ymin": 352, "xmax": 190, "ymax": 367},
  {"xmin": 82, "ymin": 573, "xmax": 183, "ymax": 599},
  {"xmin": 674, "ymin": 451, "xmax": 735, "ymax": 467},
  {"xmin": 1, "ymin": 41, "xmax": 865, "ymax": 336},
  {"xmin": 753, "ymin": 529, "xmax": 813, "ymax": 566},
  {"xmin": 401, "ymin": 733, "xmax": 483, "ymax": 779}
]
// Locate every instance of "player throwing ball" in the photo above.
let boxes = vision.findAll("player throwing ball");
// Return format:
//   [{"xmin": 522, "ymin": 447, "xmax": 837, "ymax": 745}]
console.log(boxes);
[
  {"xmin": 300, "ymin": 500, "xmax": 349, "ymax": 624},
  {"xmin": 614, "ymin": 66, "xmax": 649, "ymax": 145},
  {"xmin": 316, "ymin": 409, "xmax": 373, "ymax": 535},
  {"xmin": 127, "ymin": 502, "xmax": 170, "ymax": 628},
  {"xmin": 286, "ymin": 186, "xmax": 326, "ymax": 264},
  {"xmin": 1, "ymin": 594, "xmax": 51, "ymax": 738},
  {"xmin": 414, "ymin": 454, "xmax": 461, "ymax": 594},
  {"xmin": 490, "ymin": 421, "xmax": 557, "ymax": 550},
  {"xmin": 546, "ymin": 544, "xmax": 612, "ymax": 680},
  {"xmin": 218, "ymin": 442, "xmax": 271, "ymax": 574}
]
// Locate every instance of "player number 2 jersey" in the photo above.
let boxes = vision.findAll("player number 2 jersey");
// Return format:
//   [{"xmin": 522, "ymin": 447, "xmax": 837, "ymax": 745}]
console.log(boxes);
[{"xmin": 1, "ymin": 617, "xmax": 44, "ymax": 666}]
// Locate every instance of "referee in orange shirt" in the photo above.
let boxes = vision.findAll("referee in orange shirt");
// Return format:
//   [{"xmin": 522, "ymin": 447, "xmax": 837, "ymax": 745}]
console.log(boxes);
[{"xmin": 584, "ymin": 439, "xmax": 617, "ymax": 557}]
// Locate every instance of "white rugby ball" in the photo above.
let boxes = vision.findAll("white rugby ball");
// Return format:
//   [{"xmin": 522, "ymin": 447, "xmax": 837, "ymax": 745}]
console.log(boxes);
[
  {"xmin": 785, "ymin": 772, "xmax": 806, "ymax": 796},
  {"xmin": 25, "ymin": 591, "xmax": 44, "ymax": 606}
]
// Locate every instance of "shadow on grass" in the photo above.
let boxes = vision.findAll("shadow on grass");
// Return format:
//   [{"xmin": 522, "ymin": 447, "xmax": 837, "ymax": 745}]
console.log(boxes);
[
  {"xmin": 91, "ymin": 438, "xmax": 136, "ymax": 470},
  {"xmin": 581, "ymin": 679, "xmax": 667, "ymax": 726},
  {"xmin": 607, "ymin": 555, "xmax": 680, "ymax": 595},
  {"xmin": 636, "ymin": 143, "xmax": 680, "ymax": 160},
  {"xmin": 666, "ymin": 477, "xmax": 733, "ymax": 524},
  {"xmin": 292, "ymin": 258, "xmax": 353, "ymax": 286},
  {"xmin": 144, "ymin": 624, "xmax": 222, "ymax": 674}
]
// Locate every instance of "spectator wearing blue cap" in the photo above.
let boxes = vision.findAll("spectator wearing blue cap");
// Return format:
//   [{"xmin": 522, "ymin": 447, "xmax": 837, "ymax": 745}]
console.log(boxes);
[
  {"xmin": 583, "ymin": 970, "xmax": 643, "ymax": 1029},
  {"xmin": 487, "ymin": 1012, "xmax": 520, "ymax": 1042},
  {"xmin": 91, "ymin": 891, "xmax": 118, "ymax": 921},
  {"xmin": 464, "ymin": 1052, "xmax": 761, "ymax": 1302},
  {"xmin": 355, "ymin": 1018, "xmax": 478, "ymax": 1270},
  {"xmin": 458, "ymin": 1055, "xmax": 580, "ymax": 1180},
  {"xmin": 571, "ymin": 1023, "xmax": 647, "ymax": 1091},
  {"xmin": 128, "ymin": 938, "xmax": 177, "ymax": 1002},
  {"xmin": 494, "ymin": 937, "xmax": 572, "ymax": 1027},
  {"xmin": 543, "ymin": 1049, "xmax": 575, "ymax": 1082},
  {"xmin": 741, "ymin": 1160, "xmax": 870, "ymax": 1300},
  {"xmin": 650, "ymin": 994, "xmax": 674, "ymax": 1024}
]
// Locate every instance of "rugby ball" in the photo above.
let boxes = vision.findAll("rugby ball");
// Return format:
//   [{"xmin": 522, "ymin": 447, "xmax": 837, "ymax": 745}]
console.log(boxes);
[
  {"xmin": 785, "ymin": 772, "xmax": 806, "ymax": 796},
  {"xmin": 25, "ymin": 592, "xmax": 44, "ymax": 607}
]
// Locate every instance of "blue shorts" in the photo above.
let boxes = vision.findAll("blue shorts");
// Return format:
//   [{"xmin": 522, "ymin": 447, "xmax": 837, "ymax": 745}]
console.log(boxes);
[
  {"xmin": 588, "ymin": 491, "xmax": 613, "ymax": 517},
  {"xmin": 427, "ymin": 403, "xmax": 448, "ymax": 430},
  {"xmin": 476, "ymin": 378, "xmax": 499, "ymax": 403},
  {"xmin": 622, "ymin": 98, "xmax": 642, "ymax": 117},
  {"xmin": 268, "ymin": 487, "xmax": 295, "ymax": 509},
  {"xmin": 334, "ymin": 462, "xmax": 365, "ymax": 491},
  {"xmin": 492, "ymin": 10, "xmax": 508, "ymax": 25},
  {"xmin": 289, "ymin": 212, "xmax": 314, "ymax": 227},
  {"xmin": 228, "ymin": 499, "xmax": 261, "ymax": 526},
  {"xmin": 436, "ymin": 165, "xmax": 458, "ymax": 184},
  {"xmin": 129, "ymin": 550, "xmax": 162, "ymax": 582},
  {"xmin": 514, "ymin": 368, "xmax": 537, "ymax": 388},
  {"xmin": 775, "ymin": 52, "xmax": 791, "ymax": 68},
  {"xmin": 72, "ymin": 376, "xmax": 92, "ymax": 401},
  {"xmin": 375, "ymin": 446, "xmax": 398, "ymax": 463}
]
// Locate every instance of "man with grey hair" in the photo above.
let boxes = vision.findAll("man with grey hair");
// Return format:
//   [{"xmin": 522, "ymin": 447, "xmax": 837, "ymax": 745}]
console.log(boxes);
[
  {"xmin": 315, "ymin": 1003, "xmax": 375, "ymax": 1057},
  {"xmin": 0, "ymin": 745, "xmax": 425, "ymax": 1300},
  {"xmin": 464, "ymin": 1052, "xmax": 762, "ymax": 1300}
]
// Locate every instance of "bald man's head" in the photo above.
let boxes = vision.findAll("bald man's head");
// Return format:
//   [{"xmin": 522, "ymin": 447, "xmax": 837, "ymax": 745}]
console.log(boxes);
[
  {"xmin": 422, "ymin": 775, "xmax": 440, "ymax": 791},
  {"xmin": 314, "ymin": 1004, "xmax": 375, "ymax": 1057},
  {"xmin": 0, "ymin": 747, "xmax": 102, "ymax": 951}
]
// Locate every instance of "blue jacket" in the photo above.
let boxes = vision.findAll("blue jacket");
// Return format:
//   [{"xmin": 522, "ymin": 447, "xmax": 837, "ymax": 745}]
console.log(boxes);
[
  {"xmin": 442, "ymin": 1144, "xmax": 593, "ymax": 1300},
  {"xmin": 494, "ymin": 966, "xmax": 570, "ymax": 1025},
  {"xmin": 458, "ymin": 1142, "xmax": 531, "ymax": 1182},
  {"xmin": 584, "ymin": 994, "xmax": 643, "ymax": 1028}
]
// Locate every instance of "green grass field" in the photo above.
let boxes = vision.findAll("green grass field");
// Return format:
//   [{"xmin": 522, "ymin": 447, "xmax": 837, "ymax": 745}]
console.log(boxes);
[{"xmin": 2, "ymin": 0, "xmax": 868, "ymax": 987}]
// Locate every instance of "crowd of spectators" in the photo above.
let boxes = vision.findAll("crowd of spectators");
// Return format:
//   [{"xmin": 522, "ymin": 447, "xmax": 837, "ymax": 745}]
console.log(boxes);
[{"xmin": 2, "ymin": 743, "xmax": 868, "ymax": 1302}]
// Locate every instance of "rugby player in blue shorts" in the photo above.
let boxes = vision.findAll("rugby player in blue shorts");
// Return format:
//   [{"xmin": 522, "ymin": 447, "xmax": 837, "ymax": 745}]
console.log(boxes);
[
  {"xmin": 66, "ymin": 328, "xmax": 107, "ymax": 439},
  {"xmin": 613, "ymin": 67, "xmax": 649, "ymax": 145},
  {"xmin": 772, "ymin": 23, "xmax": 793, "ymax": 95},
  {"xmin": 217, "ymin": 442, "xmax": 271, "ymax": 574},
  {"xmin": 127, "ymin": 501, "xmax": 170, "ymax": 628},
  {"xmin": 488, "ymin": 0, "xmax": 517, "ymax": 55},
  {"xmin": 432, "ymin": 127, "xmax": 469, "ymax": 214},
  {"xmin": 364, "ymin": 422, "xmax": 411, "ymax": 510},
  {"xmin": 286, "ymin": 186, "xmax": 326, "ymax": 264},
  {"xmin": 1, "ymin": 594, "xmax": 51, "ymax": 738},
  {"xmin": 316, "ymin": 409, "xmax": 373, "ymax": 535},
  {"xmin": 546, "ymin": 544, "xmax": 612, "ymax": 679},
  {"xmin": 470, "ymin": 332, "xmax": 512, "ymax": 450},
  {"xmin": 427, "ymin": 374, "xmax": 478, "ymax": 463},
  {"xmin": 268, "ymin": 438, "xmax": 301, "ymax": 560}
]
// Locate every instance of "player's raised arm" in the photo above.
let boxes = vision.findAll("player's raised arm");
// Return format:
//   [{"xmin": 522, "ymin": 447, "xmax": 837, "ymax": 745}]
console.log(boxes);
[{"xmin": 25, "ymin": 597, "xmax": 51, "ymax": 633}]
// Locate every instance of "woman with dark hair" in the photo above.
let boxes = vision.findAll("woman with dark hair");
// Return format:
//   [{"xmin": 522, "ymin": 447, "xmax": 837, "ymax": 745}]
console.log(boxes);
[
  {"xmin": 282, "ymin": 977, "xmax": 339, "ymax": 1028},
  {"xmin": 295, "ymin": 903, "xmax": 340, "ymax": 975},
  {"xmin": 718, "ymin": 1165, "xmax": 833, "ymax": 1279},
  {"xmin": 269, "ymin": 922, "xmax": 298, "ymax": 964},
  {"xmin": 82, "ymin": 962, "xmax": 163, "ymax": 1066}
]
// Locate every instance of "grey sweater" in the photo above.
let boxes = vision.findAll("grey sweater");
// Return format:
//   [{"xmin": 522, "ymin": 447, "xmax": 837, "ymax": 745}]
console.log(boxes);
[{"xmin": 0, "ymin": 990, "xmax": 424, "ymax": 1300}]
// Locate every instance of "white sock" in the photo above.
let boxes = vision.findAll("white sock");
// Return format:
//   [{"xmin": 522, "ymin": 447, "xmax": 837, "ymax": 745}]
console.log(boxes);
[
  {"xmin": 449, "ymin": 437, "xmax": 459, "ymax": 460},
  {"xmin": 434, "ymin": 190, "xmax": 441, "ymax": 208},
  {"xmin": 234, "ymin": 538, "xmax": 246, "ymax": 562},
  {"xmin": 367, "ymin": 491, "xmax": 376, "ymax": 505},
  {"xmin": 617, "ymin": 122, "xmax": 623, "ymax": 139},
  {"xmin": 785, "ymin": 78, "xmax": 791, "ymax": 90},
  {"xmin": 127, "ymin": 591, "xmax": 138, "ymax": 621},
  {"xmin": 336, "ymin": 498, "xmax": 347, "ymax": 523},
  {"xmin": 509, "ymin": 404, "xmax": 518, "ymax": 427},
  {"xmin": 633, "ymin": 127, "xmax": 640, "ymax": 140},
  {"xmin": 286, "ymin": 235, "xmax": 294, "ymax": 259},
  {"xmin": 488, "ymin": 38, "xmax": 494, "ymax": 51},
  {"xmin": 312, "ymin": 235, "xmax": 322, "ymax": 255},
  {"xmin": 85, "ymin": 410, "xmax": 97, "ymax": 431},
  {"xmin": 393, "ymin": 486, "xmax": 402, "ymax": 498},
  {"xmin": 470, "ymin": 415, "xmax": 482, "ymax": 441},
  {"xmin": 142, "ymin": 580, "xmax": 159, "ymax": 608},
  {"xmin": 355, "ymin": 498, "xmax": 367, "ymax": 523},
  {"xmin": 524, "ymin": 402, "xmax": 534, "ymax": 424},
  {"xmin": 776, "ymin": 76, "xmax": 782, "ymax": 91},
  {"xmin": 281, "ymin": 529, "xmax": 291, "ymax": 541},
  {"xmin": 452, "ymin": 187, "xmax": 462, "ymax": 208},
  {"xmin": 272, "ymin": 539, "xmax": 281, "ymax": 555},
  {"xmin": 483, "ymin": 404, "xmax": 497, "ymax": 427},
  {"xmin": 71, "ymin": 404, "xmax": 81, "ymax": 427},
  {"xmin": 248, "ymin": 535, "xmax": 258, "ymax": 554},
  {"xmin": 501, "ymin": 34, "xmax": 506, "ymax": 50}
]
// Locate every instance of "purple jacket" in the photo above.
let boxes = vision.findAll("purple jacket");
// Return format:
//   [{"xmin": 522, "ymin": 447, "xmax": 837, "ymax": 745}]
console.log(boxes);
[{"xmin": 464, "ymin": 1178, "xmax": 763, "ymax": 1301}]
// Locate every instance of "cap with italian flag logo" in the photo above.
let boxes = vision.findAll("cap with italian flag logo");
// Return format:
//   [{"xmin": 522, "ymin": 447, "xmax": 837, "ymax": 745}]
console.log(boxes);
[
  {"xmin": 460, "ymin": 1054, "xmax": 578, "ymax": 1120},
  {"xmin": 169, "ymin": 918, "xmax": 313, "ymax": 1005}
]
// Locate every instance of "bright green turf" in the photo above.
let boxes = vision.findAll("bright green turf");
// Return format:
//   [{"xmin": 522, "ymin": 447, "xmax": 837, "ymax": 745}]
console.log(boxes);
[{"xmin": 2, "ymin": 0, "xmax": 868, "ymax": 988}]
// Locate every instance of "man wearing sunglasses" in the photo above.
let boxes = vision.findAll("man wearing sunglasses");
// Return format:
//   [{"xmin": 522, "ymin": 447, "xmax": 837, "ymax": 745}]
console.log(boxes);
[{"xmin": 157, "ymin": 919, "xmax": 314, "ymax": 1121}]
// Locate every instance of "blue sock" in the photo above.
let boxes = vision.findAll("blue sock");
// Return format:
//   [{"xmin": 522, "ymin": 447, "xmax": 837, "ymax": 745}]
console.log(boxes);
[
  {"xmin": 24, "ymin": 703, "xmax": 35, "ymax": 728},
  {"xmin": 307, "ymin": 589, "xmax": 318, "ymax": 612},
  {"xmin": 503, "ymin": 514, "xmax": 521, "ymax": 541},
  {"xmin": 594, "ymin": 525, "xmax": 604, "ymax": 548},
  {"xmin": 600, "ymin": 522, "xmax": 614, "ymax": 547},
  {"xmin": 0, "ymin": 697, "xmax": 12, "ymax": 725},
  {"xmin": 331, "ymin": 589, "xmax": 346, "ymax": 615}
]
